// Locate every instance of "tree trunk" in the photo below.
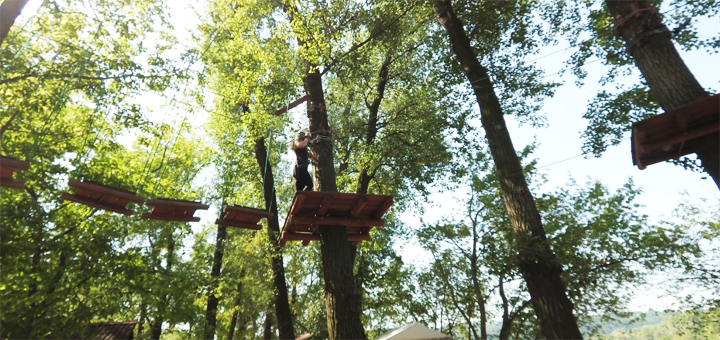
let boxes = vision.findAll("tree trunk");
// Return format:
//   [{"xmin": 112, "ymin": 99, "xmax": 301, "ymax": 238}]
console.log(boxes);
[
  {"xmin": 470, "ymin": 222, "xmax": 487, "ymax": 340},
  {"xmin": 305, "ymin": 71, "xmax": 366, "ymax": 340},
  {"xmin": 226, "ymin": 281, "xmax": 243, "ymax": 340},
  {"xmin": 282, "ymin": 5, "xmax": 366, "ymax": 338},
  {"xmin": 432, "ymin": 1, "xmax": 583, "ymax": 339},
  {"xmin": 0, "ymin": 0, "xmax": 30, "ymax": 48},
  {"xmin": 150, "ymin": 236, "xmax": 175, "ymax": 340},
  {"xmin": 498, "ymin": 275, "xmax": 512, "ymax": 340},
  {"xmin": 204, "ymin": 224, "xmax": 228, "ymax": 340},
  {"xmin": 263, "ymin": 307, "xmax": 273, "ymax": 340},
  {"xmin": 254, "ymin": 137, "xmax": 296, "ymax": 340},
  {"xmin": 605, "ymin": 0, "xmax": 719, "ymax": 189}
]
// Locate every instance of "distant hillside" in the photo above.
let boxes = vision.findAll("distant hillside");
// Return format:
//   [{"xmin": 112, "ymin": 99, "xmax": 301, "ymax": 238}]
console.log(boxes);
[{"xmin": 585, "ymin": 310, "xmax": 679, "ymax": 335}]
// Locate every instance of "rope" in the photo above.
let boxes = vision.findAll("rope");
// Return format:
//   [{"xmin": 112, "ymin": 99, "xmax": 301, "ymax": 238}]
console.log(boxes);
[{"xmin": 28, "ymin": 24, "xmax": 103, "ymax": 159}]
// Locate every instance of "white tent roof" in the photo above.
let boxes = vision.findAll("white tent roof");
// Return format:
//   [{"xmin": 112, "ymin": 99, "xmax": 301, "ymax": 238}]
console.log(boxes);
[{"xmin": 376, "ymin": 322, "xmax": 451, "ymax": 340}]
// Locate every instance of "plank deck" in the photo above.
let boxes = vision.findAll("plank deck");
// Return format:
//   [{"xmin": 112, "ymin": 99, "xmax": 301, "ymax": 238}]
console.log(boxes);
[
  {"xmin": 61, "ymin": 179, "xmax": 144, "ymax": 216},
  {"xmin": 142, "ymin": 199, "xmax": 208, "ymax": 222},
  {"xmin": 0, "ymin": 156, "xmax": 30, "ymax": 190},
  {"xmin": 632, "ymin": 94, "xmax": 719, "ymax": 169},
  {"xmin": 279, "ymin": 191, "xmax": 393, "ymax": 246},
  {"xmin": 215, "ymin": 205, "xmax": 273, "ymax": 230}
]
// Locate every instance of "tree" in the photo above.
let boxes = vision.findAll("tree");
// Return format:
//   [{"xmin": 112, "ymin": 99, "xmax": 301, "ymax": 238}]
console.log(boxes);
[
  {"xmin": 431, "ymin": 1, "xmax": 583, "ymax": 338},
  {"xmin": 417, "ymin": 147, "xmax": 708, "ymax": 338},
  {"xmin": 564, "ymin": 0, "xmax": 720, "ymax": 187}
]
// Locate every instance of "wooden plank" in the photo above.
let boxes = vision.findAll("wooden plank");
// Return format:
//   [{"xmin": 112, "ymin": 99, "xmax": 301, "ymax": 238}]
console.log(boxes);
[
  {"xmin": 289, "ymin": 216, "xmax": 384, "ymax": 227},
  {"xmin": 141, "ymin": 212, "xmax": 201, "ymax": 222},
  {"xmin": 641, "ymin": 123, "xmax": 720, "ymax": 153},
  {"xmin": 316, "ymin": 194, "xmax": 333, "ymax": 216},
  {"xmin": 224, "ymin": 205, "xmax": 273, "ymax": 219},
  {"xmin": 0, "ymin": 180, "xmax": 25, "ymax": 190},
  {"xmin": 146, "ymin": 199, "xmax": 209, "ymax": 210},
  {"xmin": 282, "ymin": 232, "xmax": 321, "ymax": 241},
  {"xmin": 274, "ymin": 94, "xmax": 310, "ymax": 116},
  {"xmin": 373, "ymin": 197, "xmax": 394, "ymax": 219},
  {"xmin": 0, "ymin": 157, "xmax": 30, "ymax": 171},
  {"xmin": 215, "ymin": 219, "xmax": 263, "ymax": 230},
  {"xmin": 68, "ymin": 179, "xmax": 144, "ymax": 203},
  {"xmin": 347, "ymin": 234, "xmax": 371, "ymax": 242},
  {"xmin": 61, "ymin": 193, "xmax": 133, "ymax": 216},
  {"xmin": 290, "ymin": 193, "xmax": 306, "ymax": 215},
  {"xmin": 350, "ymin": 196, "xmax": 368, "ymax": 218}
]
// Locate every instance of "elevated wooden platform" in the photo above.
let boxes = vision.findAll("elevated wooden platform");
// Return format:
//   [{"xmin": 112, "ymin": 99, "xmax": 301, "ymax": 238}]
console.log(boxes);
[
  {"xmin": 61, "ymin": 179, "xmax": 144, "ymax": 215},
  {"xmin": 215, "ymin": 205, "xmax": 273, "ymax": 230},
  {"xmin": 279, "ymin": 191, "xmax": 393, "ymax": 246},
  {"xmin": 632, "ymin": 94, "xmax": 719, "ymax": 169},
  {"xmin": 0, "ymin": 156, "xmax": 30, "ymax": 190},
  {"xmin": 141, "ymin": 199, "xmax": 209, "ymax": 222}
]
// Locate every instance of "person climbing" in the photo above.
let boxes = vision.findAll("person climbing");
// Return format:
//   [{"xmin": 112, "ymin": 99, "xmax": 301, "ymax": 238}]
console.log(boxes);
[{"xmin": 291, "ymin": 130, "xmax": 316, "ymax": 192}]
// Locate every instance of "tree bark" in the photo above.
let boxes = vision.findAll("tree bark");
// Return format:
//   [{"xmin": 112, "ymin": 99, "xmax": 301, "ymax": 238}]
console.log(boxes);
[
  {"xmin": 204, "ymin": 224, "xmax": 228, "ymax": 340},
  {"xmin": 605, "ymin": 0, "xmax": 719, "ymax": 189},
  {"xmin": 254, "ymin": 137, "xmax": 296, "ymax": 340},
  {"xmin": 432, "ymin": 1, "xmax": 583, "ymax": 339},
  {"xmin": 0, "ymin": 0, "xmax": 30, "ymax": 48}
]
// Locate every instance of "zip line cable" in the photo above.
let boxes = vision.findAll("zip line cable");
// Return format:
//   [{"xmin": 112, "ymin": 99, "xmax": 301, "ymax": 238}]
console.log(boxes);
[{"xmin": 427, "ymin": 137, "xmax": 632, "ymax": 196}]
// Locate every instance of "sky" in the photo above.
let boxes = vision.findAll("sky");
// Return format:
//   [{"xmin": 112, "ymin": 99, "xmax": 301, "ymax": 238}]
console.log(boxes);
[{"xmin": 15, "ymin": 0, "xmax": 720, "ymax": 315}]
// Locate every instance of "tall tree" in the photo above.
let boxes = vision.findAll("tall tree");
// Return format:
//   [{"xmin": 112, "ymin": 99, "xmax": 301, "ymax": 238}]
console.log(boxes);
[
  {"xmin": 255, "ymin": 137, "xmax": 296, "ymax": 340},
  {"xmin": 604, "ymin": 0, "xmax": 718, "ymax": 188},
  {"xmin": 431, "ymin": 1, "xmax": 583, "ymax": 338}
]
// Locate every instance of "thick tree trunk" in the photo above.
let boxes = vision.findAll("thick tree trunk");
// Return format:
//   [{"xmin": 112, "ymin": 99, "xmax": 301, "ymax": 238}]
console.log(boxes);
[
  {"xmin": 254, "ymin": 137, "xmax": 296, "ymax": 340},
  {"xmin": 432, "ymin": 1, "xmax": 583, "ymax": 339},
  {"xmin": 282, "ymin": 5, "xmax": 366, "ymax": 338},
  {"xmin": 605, "ymin": 0, "xmax": 719, "ymax": 189},
  {"xmin": 204, "ymin": 224, "xmax": 228, "ymax": 340},
  {"xmin": 0, "ymin": 0, "xmax": 30, "ymax": 48},
  {"xmin": 303, "ymin": 70, "xmax": 366, "ymax": 340}
]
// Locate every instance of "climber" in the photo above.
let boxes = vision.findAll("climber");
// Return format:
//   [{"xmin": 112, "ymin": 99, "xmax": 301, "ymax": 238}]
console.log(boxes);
[{"xmin": 291, "ymin": 130, "xmax": 316, "ymax": 192}]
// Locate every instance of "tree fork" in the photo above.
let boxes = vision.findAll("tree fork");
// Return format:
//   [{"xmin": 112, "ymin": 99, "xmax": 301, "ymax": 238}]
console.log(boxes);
[
  {"xmin": 605, "ymin": 0, "xmax": 719, "ymax": 188},
  {"xmin": 254, "ymin": 137, "xmax": 296, "ymax": 340},
  {"xmin": 432, "ymin": 1, "xmax": 583, "ymax": 339}
]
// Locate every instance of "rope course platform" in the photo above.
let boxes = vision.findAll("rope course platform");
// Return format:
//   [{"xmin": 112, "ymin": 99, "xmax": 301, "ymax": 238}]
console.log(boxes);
[
  {"xmin": 0, "ymin": 156, "xmax": 30, "ymax": 190},
  {"xmin": 632, "ymin": 94, "xmax": 720, "ymax": 169},
  {"xmin": 61, "ymin": 179, "xmax": 144, "ymax": 216},
  {"xmin": 141, "ymin": 199, "xmax": 209, "ymax": 222},
  {"xmin": 279, "ymin": 191, "xmax": 393, "ymax": 247},
  {"xmin": 215, "ymin": 205, "xmax": 273, "ymax": 230}
]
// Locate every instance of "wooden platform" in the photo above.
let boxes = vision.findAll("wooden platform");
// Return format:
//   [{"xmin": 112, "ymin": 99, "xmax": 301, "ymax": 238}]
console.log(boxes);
[
  {"xmin": 632, "ymin": 94, "xmax": 719, "ymax": 169},
  {"xmin": 279, "ymin": 191, "xmax": 393, "ymax": 246},
  {"xmin": 215, "ymin": 205, "xmax": 273, "ymax": 230},
  {"xmin": 0, "ymin": 156, "xmax": 30, "ymax": 190},
  {"xmin": 141, "ymin": 199, "xmax": 209, "ymax": 222},
  {"xmin": 61, "ymin": 179, "xmax": 144, "ymax": 215}
]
